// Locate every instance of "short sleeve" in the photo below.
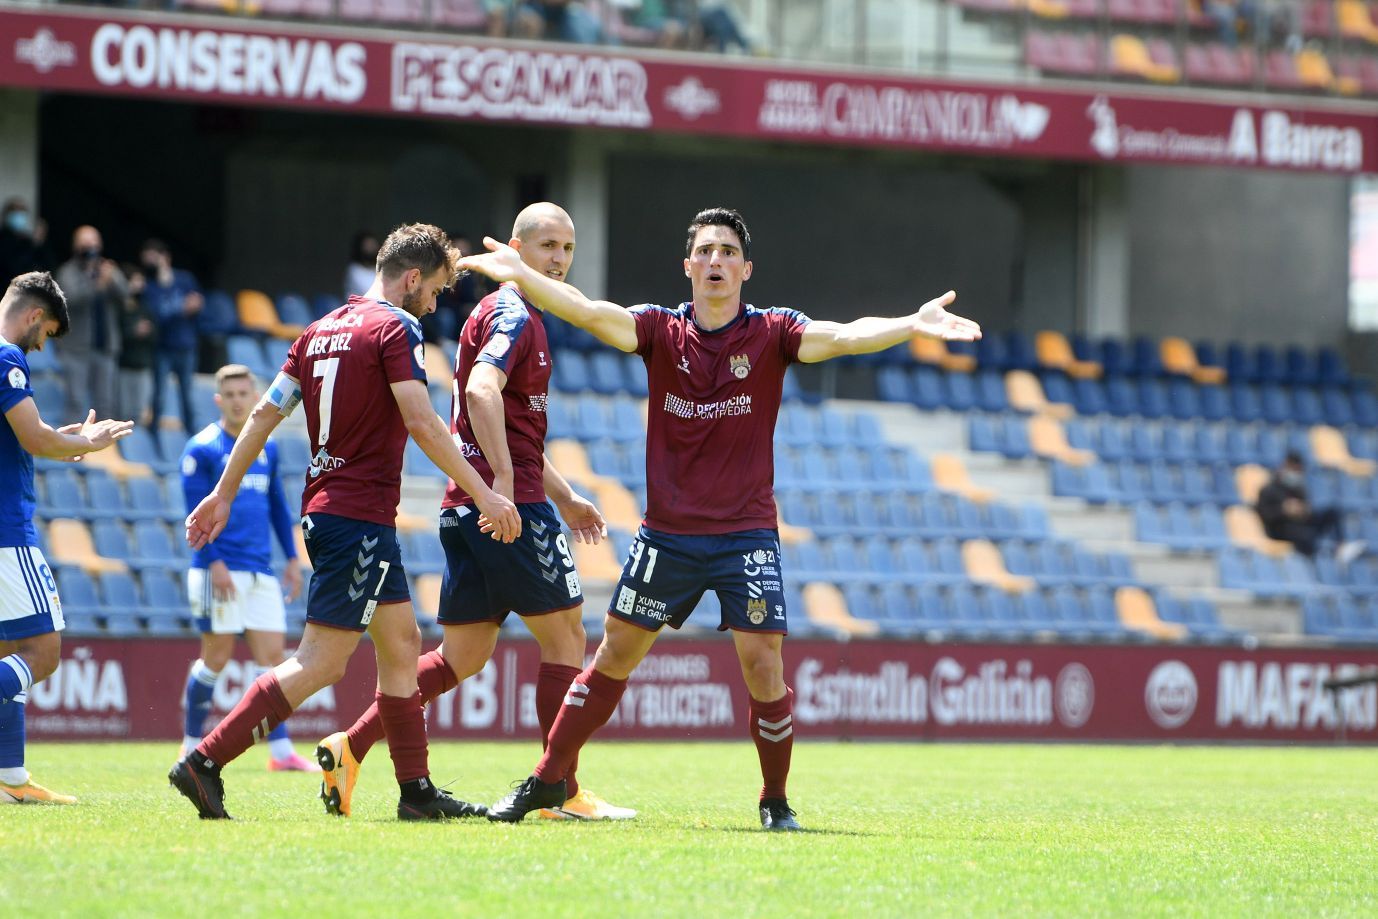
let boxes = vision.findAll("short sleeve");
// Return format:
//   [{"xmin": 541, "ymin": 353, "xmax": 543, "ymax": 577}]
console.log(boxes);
[
  {"xmin": 380, "ymin": 313, "xmax": 427, "ymax": 385},
  {"xmin": 474, "ymin": 290, "xmax": 532, "ymax": 375},
  {"xmin": 282, "ymin": 332, "xmax": 304, "ymax": 380},
  {"xmin": 629, "ymin": 304, "xmax": 667, "ymax": 358},
  {"xmin": 0, "ymin": 346, "xmax": 33, "ymax": 415},
  {"xmin": 773, "ymin": 308, "xmax": 812, "ymax": 364}
]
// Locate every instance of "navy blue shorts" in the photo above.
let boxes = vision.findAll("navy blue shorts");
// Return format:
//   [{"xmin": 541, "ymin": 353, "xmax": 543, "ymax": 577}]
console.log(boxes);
[
  {"xmin": 437, "ymin": 502, "xmax": 583, "ymax": 626},
  {"xmin": 301, "ymin": 513, "xmax": 409, "ymax": 632},
  {"xmin": 608, "ymin": 526, "xmax": 787, "ymax": 634}
]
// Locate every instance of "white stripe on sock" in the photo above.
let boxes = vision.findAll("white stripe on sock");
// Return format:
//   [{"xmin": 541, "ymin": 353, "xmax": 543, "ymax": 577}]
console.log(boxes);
[{"xmin": 1, "ymin": 655, "xmax": 33, "ymax": 694}]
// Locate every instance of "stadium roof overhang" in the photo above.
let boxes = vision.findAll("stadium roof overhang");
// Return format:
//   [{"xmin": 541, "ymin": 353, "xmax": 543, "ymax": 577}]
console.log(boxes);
[{"xmin": 3, "ymin": 3, "xmax": 1377, "ymax": 175}]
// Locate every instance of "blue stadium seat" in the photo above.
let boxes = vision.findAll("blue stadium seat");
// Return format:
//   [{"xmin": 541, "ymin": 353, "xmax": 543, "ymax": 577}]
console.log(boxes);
[
  {"xmin": 876, "ymin": 366, "xmax": 911, "ymax": 403},
  {"xmin": 1316, "ymin": 347, "xmax": 1349, "ymax": 388},
  {"xmin": 552, "ymin": 349, "xmax": 590, "ymax": 392},
  {"xmin": 406, "ymin": 532, "xmax": 446, "ymax": 575},
  {"xmin": 120, "ymin": 428, "xmax": 176, "ymax": 475},
  {"xmin": 55, "ymin": 566, "xmax": 99, "ymax": 613},
  {"xmin": 1004, "ymin": 331, "xmax": 1036, "ymax": 372},
  {"xmin": 41, "ymin": 470, "xmax": 88, "ymax": 519},
  {"xmin": 277, "ymin": 435, "xmax": 313, "ymax": 475},
  {"xmin": 588, "ymin": 352, "xmax": 626, "ymax": 396},
  {"xmin": 227, "ymin": 335, "xmax": 270, "ymax": 379},
  {"xmin": 1131, "ymin": 337, "xmax": 1162, "ymax": 378},
  {"xmin": 1283, "ymin": 346, "xmax": 1316, "ymax": 387},
  {"xmin": 1259, "ymin": 386, "xmax": 1293, "ymax": 426},
  {"xmin": 142, "ymin": 568, "xmax": 186, "ymax": 611},
  {"xmin": 200, "ymin": 290, "xmax": 239, "ymax": 336},
  {"xmin": 276, "ymin": 293, "xmax": 314, "ymax": 328},
  {"xmin": 1138, "ymin": 380, "xmax": 1169, "ymax": 418},
  {"xmin": 1293, "ymin": 388, "xmax": 1323, "ymax": 427},
  {"xmin": 125, "ymin": 477, "xmax": 173, "ymax": 522},
  {"xmin": 1322, "ymin": 389, "xmax": 1355, "ymax": 427},
  {"xmin": 1072, "ymin": 378, "xmax": 1107, "ymax": 416},
  {"xmin": 1197, "ymin": 384, "xmax": 1228, "ymax": 422},
  {"xmin": 1167, "ymin": 380, "xmax": 1200, "ymax": 420},
  {"xmin": 1228, "ymin": 385, "xmax": 1262, "ymax": 424},
  {"xmin": 1353, "ymin": 389, "xmax": 1378, "ymax": 428},
  {"xmin": 911, "ymin": 367, "xmax": 945, "ymax": 410},
  {"xmin": 1105, "ymin": 378, "xmax": 1137, "ymax": 417},
  {"xmin": 313, "ymin": 293, "xmax": 340, "ymax": 318},
  {"xmin": 91, "ymin": 520, "xmax": 132, "ymax": 561},
  {"xmin": 1160, "ymin": 423, "xmax": 1193, "ymax": 464},
  {"xmin": 1098, "ymin": 421, "xmax": 1130, "ymax": 462},
  {"xmin": 403, "ymin": 439, "xmax": 445, "ymax": 479},
  {"xmin": 1041, "ymin": 372, "xmax": 1075, "ymax": 409},
  {"xmin": 968, "ymin": 416, "xmax": 1001, "ymax": 455},
  {"xmin": 975, "ymin": 335, "xmax": 1008, "ymax": 371},
  {"xmin": 999, "ymin": 415, "xmax": 1031, "ymax": 459},
  {"xmin": 100, "ymin": 571, "xmax": 141, "ymax": 611},
  {"xmin": 975, "ymin": 371, "xmax": 1007, "ymax": 413},
  {"xmin": 1253, "ymin": 345, "xmax": 1282, "ymax": 384},
  {"xmin": 1099, "ymin": 339, "xmax": 1129, "ymax": 378},
  {"xmin": 1191, "ymin": 424, "xmax": 1226, "ymax": 465},
  {"xmin": 131, "ymin": 521, "xmax": 183, "ymax": 569},
  {"xmin": 944, "ymin": 373, "xmax": 977, "ymax": 413},
  {"xmin": 1130, "ymin": 425, "xmax": 1161, "ymax": 463}
]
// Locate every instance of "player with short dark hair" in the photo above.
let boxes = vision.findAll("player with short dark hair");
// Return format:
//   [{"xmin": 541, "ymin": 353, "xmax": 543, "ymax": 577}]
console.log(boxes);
[
  {"xmin": 0, "ymin": 271, "xmax": 132, "ymax": 804},
  {"xmin": 316, "ymin": 203, "xmax": 635, "ymax": 821},
  {"xmin": 171, "ymin": 224, "xmax": 522, "ymax": 820},
  {"xmin": 177, "ymin": 364, "xmax": 315, "ymax": 772},
  {"xmin": 459, "ymin": 207, "xmax": 980, "ymax": 830}
]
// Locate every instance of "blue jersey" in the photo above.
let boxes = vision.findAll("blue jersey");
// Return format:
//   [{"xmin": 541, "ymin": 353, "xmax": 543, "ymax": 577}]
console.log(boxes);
[
  {"xmin": 181, "ymin": 423, "xmax": 298, "ymax": 575},
  {"xmin": 0, "ymin": 338, "xmax": 37, "ymax": 548}
]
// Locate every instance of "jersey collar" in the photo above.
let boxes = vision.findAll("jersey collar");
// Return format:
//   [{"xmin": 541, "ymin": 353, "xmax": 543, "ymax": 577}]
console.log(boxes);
[{"xmin": 684, "ymin": 301, "xmax": 748, "ymax": 335}]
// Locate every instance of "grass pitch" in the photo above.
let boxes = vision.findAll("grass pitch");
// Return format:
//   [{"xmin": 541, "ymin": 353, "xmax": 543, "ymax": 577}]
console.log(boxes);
[{"xmin": 6, "ymin": 742, "xmax": 1377, "ymax": 917}]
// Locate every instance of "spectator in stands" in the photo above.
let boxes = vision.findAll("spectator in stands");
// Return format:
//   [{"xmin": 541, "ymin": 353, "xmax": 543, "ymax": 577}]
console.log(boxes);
[
  {"xmin": 425, "ymin": 231, "xmax": 484, "ymax": 342},
  {"xmin": 0, "ymin": 198, "xmax": 56, "ymax": 280},
  {"xmin": 343, "ymin": 231, "xmax": 378, "ymax": 300},
  {"xmin": 1204, "ymin": 0, "xmax": 1261, "ymax": 48},
  {"xmin": 55, "ymin": 226, "xmax": 127, "ymax": 422},
  {"xmin": 698, "ymin": 1, "xmax": 753, "ymax": 53},
  {"xmin": 1256, "ymin": 452, "xmax": 1365, "ymax": 560},
  {"xmin": 513, "ymin": 0, "xmax": 603, "ymax": 44},
  {"xmin": 1263, "ymin": 0, "xmax": 1301, "ymax": 52},
  {"xmin": 141, "ymin": 238, "xmax": 203, "ymax": 432},
  {"xmin": 117, "ymin": 266, "xmax": 158, "ymax": 427},
  {"xmin": 626, "ymin": 0, "xmax": 692, "ymax": 48}
]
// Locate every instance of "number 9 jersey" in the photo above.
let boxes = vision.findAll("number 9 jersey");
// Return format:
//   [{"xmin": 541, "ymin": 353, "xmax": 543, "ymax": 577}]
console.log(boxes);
[{"xmin": 282, "ymin": 296, "xmax": 427, "ymax": 527}]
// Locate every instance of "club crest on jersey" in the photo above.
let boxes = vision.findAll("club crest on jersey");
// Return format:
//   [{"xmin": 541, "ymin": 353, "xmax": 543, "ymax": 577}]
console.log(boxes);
[
  {"xmin": 482, "ymin": 333, "xmax": 511, "ymax": 360},
  {"xmin": 7, "ymin": 367, "xmax": 25, "ymax": 389},
  {"xmin": 730, "ymin": 354, "xmax": 751, "ymax": 379},
  {"xmin": 747, "ymin": 597, "xmax": 767, "ymax": 625}
]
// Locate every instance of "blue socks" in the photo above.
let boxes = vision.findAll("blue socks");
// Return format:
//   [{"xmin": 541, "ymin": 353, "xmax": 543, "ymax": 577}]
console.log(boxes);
[
  {"xmin": 0, "ymin": 692, "xmax": 27, "ymax": 783},
  {"xmin": 183, "ymin": 660, "xmax": 219, "ymax": 739},
  {"xmin": 1, "ymin": 654, "xmax": 33, "ymax": 704}
]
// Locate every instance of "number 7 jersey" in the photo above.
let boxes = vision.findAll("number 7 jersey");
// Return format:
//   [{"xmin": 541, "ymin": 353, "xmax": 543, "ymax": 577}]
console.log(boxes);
[{"xmin": 282, "ymin": 296, "xmax": 427, "ymax": 527}]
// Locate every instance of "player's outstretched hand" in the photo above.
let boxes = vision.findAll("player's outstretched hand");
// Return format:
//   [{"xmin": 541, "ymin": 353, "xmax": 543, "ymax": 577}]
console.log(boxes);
[
  {"xmin": 476, "ymin": 491, "xmax": 522, "ymax": 544},
  {"xmin": 557, "ymin": 493, "xmax": 607, "ymax": 545},
  {"xmin": 75, "ymin": 410, "xmax": 135, "ymax": 451},
  {"xmin": 455, "ymin": 237, "xmax": 526, "ymax": 284},
  {"xmin": 914, "ymin": 291, "xmax": 981, "ymax": 342},
  {"xmin": 186, "ymin": 494, "xmax": 231, "ymax": 549}
]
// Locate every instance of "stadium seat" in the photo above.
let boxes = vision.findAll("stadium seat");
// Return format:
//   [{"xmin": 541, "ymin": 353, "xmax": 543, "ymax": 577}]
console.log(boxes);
[
  {"xmin": 237, "ymin": 290, "xmax": 304, "ymax": 340},
  {"xmin": 802, "ymin": 582, "xmax": 878, "ymax": 637},
  {"xmin": 1110, "ymin": 34, "xmax": 1179, "ymax": 82},
  {"xmin": 54, "ymin": 566, "xmax": 100, "ymax": 613},
  {"xmin": 1028, "ymin": 415, "xmax": 1095, "ymax": 466},
  {"xmin": 1035, "ymin": 330, "xmax": 1100, "ymax": 378},
  {"xmin": 275, "ymin": 293, "xmax": 315, "ymax": 328},
  {"xmin": 1113, "ymin": 589, "xmax": 1190, "ymax": 639},
  {"xmin": 1161, "ymin": 337, "xmax": 1226, "ymax": 385},
  {"xmin": 200, "ymin": 290, "xmax": 239, "ymax": 337},
  {"xmin": 1224, "ymin": 505, "xmax": 1292, "ymax": 557},
  {"xmin": 100, "ymin": 571, "xmax": 142, "ymax": 611},
  {"xmin": 431, "ymin": 0, "xmax": 491, "ymax": 28},
  {"xmin": 47, "ymin": 519, "xmax": 128, "ymax": 574},
  {"xmin": 931, "ymin": 454, "xmax": 994, "ymax": 503},
  {"xmin": 131, "ymin": 521, "xmax": 183, "ymax": 569},
  {"xmin": 41, "ymin": 471, "xmax": 88, "ymax": 519},
  {"xmin": 910, "ymin": 335, "xmax": 975, "ymax": 372},
  {"xmin": 962, "ymin": 539, "xmax": 1035, "ymax": 593},
  {"xmin": 1311, "ymin": 425, "xmax": 1377, "ymax": 477}
]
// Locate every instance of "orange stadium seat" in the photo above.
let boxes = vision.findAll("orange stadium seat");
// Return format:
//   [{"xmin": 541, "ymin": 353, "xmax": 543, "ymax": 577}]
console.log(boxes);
[
  {"xmin": 237, "ymin": 290, "xmax": 306, "ymax": 341},
  {"xmin": 1224, "ymin": 505, "xmax": 1292, "ymax": 558},
  {"xmin": 802, "ymin": 582, "xmax": 879, "ymax": 637},
  {"xmin": 1310, "ymin": 425, "xmax": 1378, "ymax": 477},
  {"xmin": 587, "ymin": 479, "xmax": 643, "ymax": 533},
  {"xmin": 1339, "ymin": 0, "xmax": 1378, "ymax": 43},
  {"xmin": 1035, "ymin": 331, "xmax": 1101, "ymax": 379},
  {"xmin": 1115, "ymin": 586, "xmax": 1187, "ymax": 641},
  {"xmin": 1110, "ymin": 34, "xmax": 1180, "ymax": 83},
  {"xmin": 1160, "ymin": 337, "xmax": 1226, "ymax": 385},
  {"xmin": 776, "ymin": 512, "xmax": 813, "ymax": 545},
  {"xmin": 1028, "ymin": 415, "xmax": 1096, "ymax": 466},
  {"xmin": 961, "ymin": 539, "xmax": 1036, "ymax": 593},
  {"xmin": 1295, "ymin": 47, "xmax": 1340, "ymax": 90},
  {"xmin": 81, "ymin": 445, "xmax": 153, "ymax": 481},
  {"xmin": 413, "ymin": 573, "xmax": 442, "ymax": 621},
  {"xmin": 910, "ymin": 336, "xmax": 976, "ymax": 372},
  {"xmin": 46, "ymin": 519, "xmax": 129, "ymax": 575},
  {"xmin": 931, "ymin": 454, "xmax": 995, "ymax": 503},
  {"xmin": 1005, "ymin": 369, "xmax": 1073, "ymax": 418},
  {"xmin": 1234, "ymin": 463, "xmax": 1271, "ymax": 506},
  {"xmin": 547, "ymin": 440, "xmax": 597, "ymax": 486},
  {"xmin": 570, "ymin": 538, "xmax": 625, "ymax": 584}
]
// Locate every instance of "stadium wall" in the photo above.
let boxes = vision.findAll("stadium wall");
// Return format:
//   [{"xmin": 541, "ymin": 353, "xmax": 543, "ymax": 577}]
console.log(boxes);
[
  {"xmin": 0, "ymin": 88, "xmax": 38, "ymax": 215},
  {"xmin": 27, "ymin": 638, "xmax": 1378, "ymax": 744}
]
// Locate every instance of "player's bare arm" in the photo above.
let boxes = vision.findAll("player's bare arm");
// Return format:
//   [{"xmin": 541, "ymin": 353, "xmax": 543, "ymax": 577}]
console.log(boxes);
[
  {"xmin": 465, "ymin": 362, "xmax": 516, "ymax": 502},
  {"xmin": 4, "ymin": 401, "xmax": 132, "ymax": 458},
  {"xmin": 459, "ymin": 239, "xmax": 638, "ymax": 353},
  {"xmin": 542, "ymin": 459, "xmax": 607, "ymax": 545},
  {"xmin": 186, "ymin": 390, "xmax": 286, "ymax": 549},
  {"xmin": 391, "ymin": 378, "xmax": 522, "ymax": 543},
  {"xmin": 796, "ymin": 290, "xmax": 981, "ymax": 364}
]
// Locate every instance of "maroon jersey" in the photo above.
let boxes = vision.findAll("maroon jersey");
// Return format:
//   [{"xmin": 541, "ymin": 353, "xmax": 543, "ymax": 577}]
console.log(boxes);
[
  {"xmin": 282, "ymin": 297, "xmax": 427, "ymax": 527},
  {"xmin": 632, "ymin": 302, "xmax": 810, "ymax": 535},
  {"xmin": 444, "ymin": 284, "xmax": 552, "ymax": 508}
]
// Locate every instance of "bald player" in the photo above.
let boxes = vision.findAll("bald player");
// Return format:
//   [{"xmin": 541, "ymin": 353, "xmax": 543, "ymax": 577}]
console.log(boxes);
[{"xmin": 316, "ymin": 204, "xmax": 636, "ymax": 821}]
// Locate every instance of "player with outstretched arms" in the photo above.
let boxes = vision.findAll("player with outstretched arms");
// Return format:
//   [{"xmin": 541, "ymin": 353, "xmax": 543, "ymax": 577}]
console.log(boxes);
[
  {"xmin": 171, "ymin": 224, "xmax": 521, "ymax": 820},
  {"xmin": 316, "ymin": 204, "xmax": 636, "ymax": 821},
  {"xmin": 0, "ymin": 271, "xmax": 133, "ymax": 804},
  {"xmin": 177, "ymin": 363, "xmax": 314, "ymax": 772},
  {"xmin": 459, "ymin": 207, "xmax": 980, "ymax": 830}
]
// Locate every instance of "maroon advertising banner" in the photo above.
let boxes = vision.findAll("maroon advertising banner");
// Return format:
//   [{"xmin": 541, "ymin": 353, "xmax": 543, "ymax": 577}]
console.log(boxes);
[
  {"xmin": 25, "ymin": 637, "xmax": 1378, "ymax": 743},
  {"xmin": 2, "ymin": 6, "xmax": 1376, "ymax": 173}
]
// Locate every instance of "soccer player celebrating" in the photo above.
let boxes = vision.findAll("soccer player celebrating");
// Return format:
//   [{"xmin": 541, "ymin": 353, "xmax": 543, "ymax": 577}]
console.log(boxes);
[
  {"xmin": 459, "ymin": 207, "xmax": 980, "ymax": 830},
  {"xmin": 178, "ymin": 363, "xmax": 314, "ymax": 772},
  {"xmin": 172, "ymin": 224, "xmax": 521, "ymax": 820},
  {"xmin": 0, "ymin": 271, "xmax": 133, "ymax": 804},
  {"xmin": 317, "ymin": 203, "xmax": 635, "ymax": 821}
]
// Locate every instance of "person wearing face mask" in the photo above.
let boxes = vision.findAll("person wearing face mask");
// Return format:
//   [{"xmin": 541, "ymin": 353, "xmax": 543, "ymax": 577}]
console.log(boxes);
[
  {"xmin": 1256, "ymin": 452, "xmax": 1366, "ymax": 561},
  {"xmin": 140, "ymin": 238, "xmax": 203, "ymax": 434},
  {"xmin": 55, "ymin": 226, "xmax": 127, "ymax": 422},
  {"xmin": 343, "ymin": 231, "xmax": 379, "ymax": 300},
  {"xmin": 0, "ymin": 200, "xmax": 56, "ymax": 281}
]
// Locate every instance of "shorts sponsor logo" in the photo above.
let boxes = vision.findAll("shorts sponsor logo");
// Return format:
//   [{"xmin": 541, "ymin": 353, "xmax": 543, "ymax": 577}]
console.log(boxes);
[
  {"xmin": 1144, "ymin": 660, "xmax": 1198, "ymax": 729},
  {"xmin": 1054, "ymin": 663, "xmax": 1095, "ymax": 728},
  {"xmin": 729, "ymin": 353, "xmax": 751, "ymax": 379},
  {"xmin": 747, "ymin": 581, "xmax": 762, "ymax": 598},
  {"xmin": 747, "ymin": 597, "xmax": 767, "ymax": 625},
  {"xmin": 615, "ymin": 586, "xmax": 637, "ymax": 615},
  {"xmin": 7, "ymin": 367, "xmax": 26, "ymax": 389},
  {"xmin": 742, "ymin": 549, "xmax": 775, "ymax": 577},
  {"xmin": 636, "ymin": 596, "xmax": 671, "ymax": 621},
  {"xmin": 565, "ymin": 570, "xmax": 581, "ymax": 599}
]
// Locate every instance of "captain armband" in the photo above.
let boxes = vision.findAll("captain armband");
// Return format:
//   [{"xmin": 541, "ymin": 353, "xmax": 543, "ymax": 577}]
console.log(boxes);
[{"xmin": 266, "ymin": 373, "xmax": 303, "ymax": 417}]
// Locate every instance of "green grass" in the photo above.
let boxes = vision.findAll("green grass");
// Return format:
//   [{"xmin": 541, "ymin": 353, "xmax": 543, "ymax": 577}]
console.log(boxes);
[{"xmin": 6, "ymin": 742, "xmax": 1378, "ymax": 917}]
